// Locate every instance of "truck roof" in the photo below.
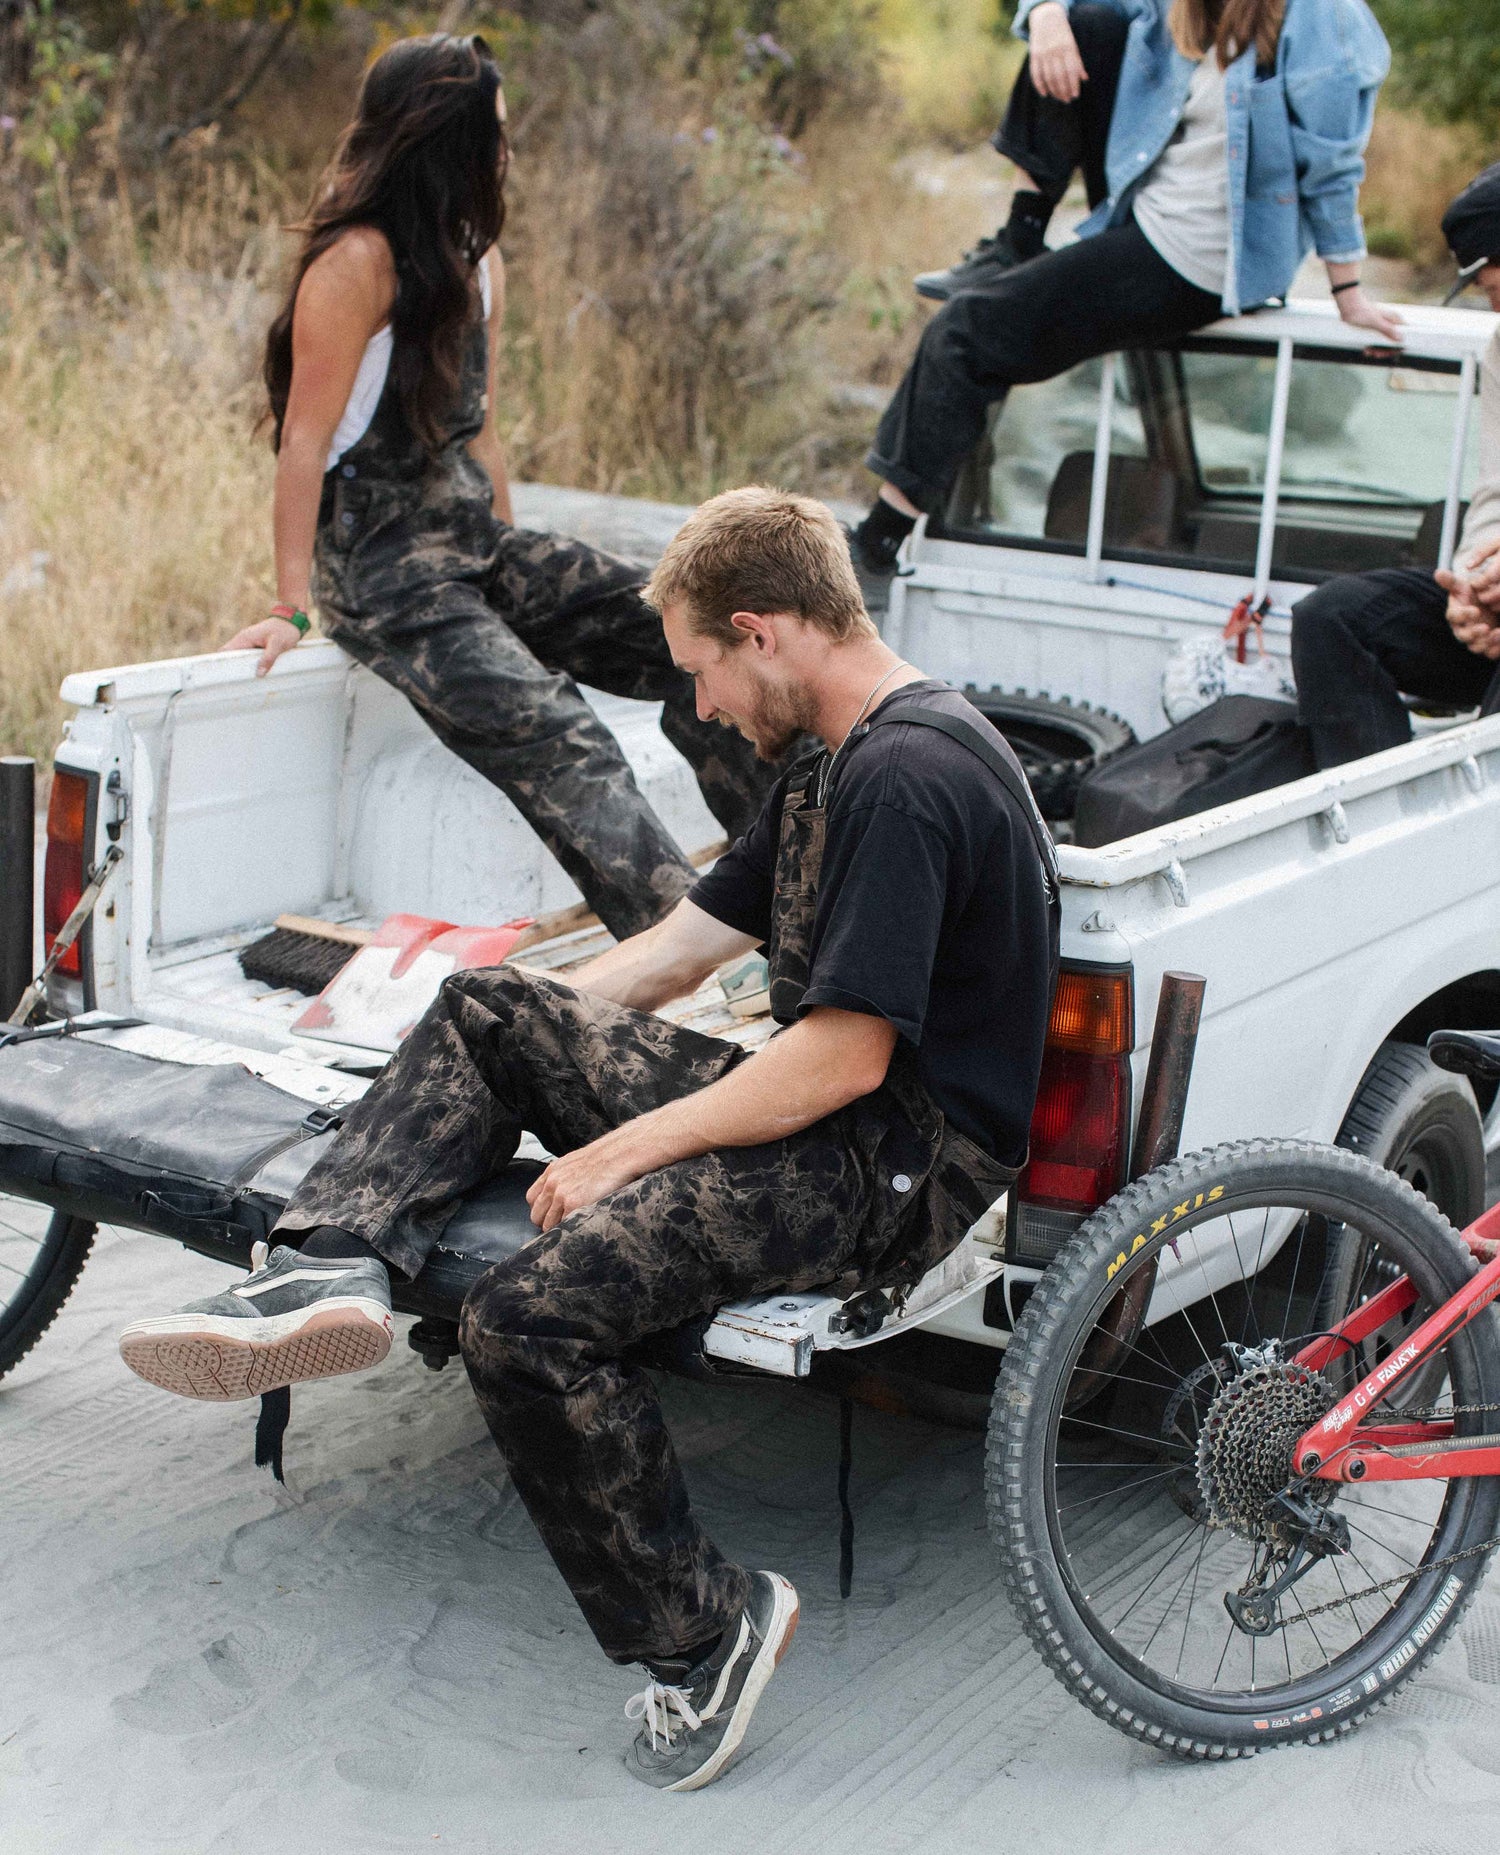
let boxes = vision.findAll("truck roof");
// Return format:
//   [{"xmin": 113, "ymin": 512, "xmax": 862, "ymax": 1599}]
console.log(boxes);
[{"xmin": 1193, "ymin": 298, "xmax": 1496, "ymax": 364}]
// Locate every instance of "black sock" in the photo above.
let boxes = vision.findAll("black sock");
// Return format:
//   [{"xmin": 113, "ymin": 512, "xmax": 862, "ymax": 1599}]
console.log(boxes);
[
  {"xmin": 1007, "ymin": 189, "xmax": 1053, "ymax": 262},
  {"xmin": 853, "ymin": 498, "xmax": 916, "ymax": 569},
  {"xmin": 298, "ymin": 1224, "xmax": 384, "ymax": 1266},
  {"xmin": 645, "ymin": 1630, "xmax": 723, "ymax": 1683}
]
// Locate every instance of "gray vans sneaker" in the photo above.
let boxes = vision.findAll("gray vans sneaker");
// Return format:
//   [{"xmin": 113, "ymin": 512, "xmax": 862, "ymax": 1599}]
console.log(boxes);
[
  {"xmin": 624, "ymin": 1571, "xmax": 799, "ymax": 1792},
  {"xmin": 119, "ymin": 1242, "xmax": 392, "ymax": 1401}
]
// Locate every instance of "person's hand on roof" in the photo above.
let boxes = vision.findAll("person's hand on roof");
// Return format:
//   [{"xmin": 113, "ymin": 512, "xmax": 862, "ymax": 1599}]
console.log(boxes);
[{"xmin": 1334, "ymin": 283, "xmax": 1404, "ymax": 346}]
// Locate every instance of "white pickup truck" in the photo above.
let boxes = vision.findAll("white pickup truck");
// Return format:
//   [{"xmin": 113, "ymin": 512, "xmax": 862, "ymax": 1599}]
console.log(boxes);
[{"xmin": 3, "ymin": 298, "xmax": 1498, "ymax": 1411}]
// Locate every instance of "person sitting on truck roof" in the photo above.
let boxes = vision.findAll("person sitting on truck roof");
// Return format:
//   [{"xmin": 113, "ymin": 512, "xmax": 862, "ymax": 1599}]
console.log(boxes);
[
  {"xmin": 118, "ymin": 487, "xmax": 1059, "ymax": 1793},
  {"xmin": 1291, "ymin": 164, "xmax": 1500, "ymax": 769},
  {"xmin": 224, "ymin": 33, "xmax": 779, "ymax": 943},
  {"xmin": 846, "ymin": 0, "xmax": 1404, "ymax": 596}
]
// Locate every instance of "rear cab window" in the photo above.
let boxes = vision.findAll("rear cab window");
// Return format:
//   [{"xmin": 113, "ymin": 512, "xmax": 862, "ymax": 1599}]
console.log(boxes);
[{"xmin": 937, "ymin": 330, "xmax": 1484, "ymax": 586}]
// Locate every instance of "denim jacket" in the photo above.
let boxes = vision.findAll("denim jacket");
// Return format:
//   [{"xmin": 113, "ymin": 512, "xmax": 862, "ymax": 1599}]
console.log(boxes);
[{"xmin": 1013, "ymin": 0, "xmax": 1389, "ymax": 313}]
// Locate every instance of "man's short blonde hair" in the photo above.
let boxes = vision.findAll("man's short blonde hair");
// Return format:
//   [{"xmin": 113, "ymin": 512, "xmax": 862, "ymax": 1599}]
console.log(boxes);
[{"xmin": 643, "ymin": 486, "xmax": 876, "ymax": 647}]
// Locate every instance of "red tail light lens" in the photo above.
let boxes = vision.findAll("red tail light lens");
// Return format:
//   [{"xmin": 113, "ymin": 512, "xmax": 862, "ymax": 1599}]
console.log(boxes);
[
  {"xmin": 44, "ymin": 771, "xmax": 91, "ymax": 980},
  {"xmin": 1013, "ymin": 967, "xmax": 1134, "ymax": 1259}
]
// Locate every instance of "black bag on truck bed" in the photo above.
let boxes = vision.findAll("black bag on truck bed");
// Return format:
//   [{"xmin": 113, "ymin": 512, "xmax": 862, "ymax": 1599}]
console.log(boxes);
[
  {"xmin": 1072, "ymin": 695, "xmax": 1315, "ymax": 848},
  {"xmin": 0, "ymin": 1035, "xmax": 538, "ymax": 1321}
]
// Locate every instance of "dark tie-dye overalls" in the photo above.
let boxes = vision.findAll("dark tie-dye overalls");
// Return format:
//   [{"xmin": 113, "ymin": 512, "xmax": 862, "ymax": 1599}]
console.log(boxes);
[
  {"xmin": 311, "ymin": 291, "xmax": 776, "ymax": 939},
  {"xmin": 277, "ymin": 741, "xmax": 1022, "ymax": 1669}
]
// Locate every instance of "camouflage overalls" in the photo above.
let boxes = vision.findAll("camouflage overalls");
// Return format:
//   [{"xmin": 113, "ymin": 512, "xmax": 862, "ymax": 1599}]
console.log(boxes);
[
  {"xmin": 311, "ymin": 284, "xmax": 775, "ymax": 940},
  {"xmin": 278, "ymin": 741, "xmax": 1021, "ymax": 1669}
]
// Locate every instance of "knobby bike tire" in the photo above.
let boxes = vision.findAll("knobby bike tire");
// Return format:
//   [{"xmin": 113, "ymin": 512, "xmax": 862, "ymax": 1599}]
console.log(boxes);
[
  {"xmin": 989, "ymin": 1139, "xmax": 1500, "ymax": 1757},
  {"xmin": 0, "ymin": 1207, "xmax": 96, "ymax": 1379}
]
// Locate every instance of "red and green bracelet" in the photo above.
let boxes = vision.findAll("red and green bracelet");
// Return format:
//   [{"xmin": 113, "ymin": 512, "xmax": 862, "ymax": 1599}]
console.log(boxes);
[{"xmin": 269, "ymin": 603, "xmax": 312, "ymax": 635}]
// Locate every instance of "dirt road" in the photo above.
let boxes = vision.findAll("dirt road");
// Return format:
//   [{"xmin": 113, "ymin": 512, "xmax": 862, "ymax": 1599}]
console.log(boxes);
[{"xmin": 5, "ymin": 1227, "xmax": 1500, "ymax": 1853}]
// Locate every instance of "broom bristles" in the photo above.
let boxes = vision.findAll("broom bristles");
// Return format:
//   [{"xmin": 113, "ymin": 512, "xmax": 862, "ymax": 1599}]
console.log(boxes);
[{"xmin": 239, "ymin": 925, "xmax": 363, "ymax": 995}]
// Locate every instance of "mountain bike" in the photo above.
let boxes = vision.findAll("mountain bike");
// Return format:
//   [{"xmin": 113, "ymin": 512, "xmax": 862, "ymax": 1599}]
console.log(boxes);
[{"xmin": 991, "ymin": 1028, "xmax": 1500, "ymax": 1756}]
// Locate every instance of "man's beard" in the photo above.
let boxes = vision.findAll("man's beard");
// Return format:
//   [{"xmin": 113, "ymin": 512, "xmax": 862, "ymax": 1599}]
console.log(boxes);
[{"xmin": 726, "ymin": 674, "xmax": 817, "ymax": 761}]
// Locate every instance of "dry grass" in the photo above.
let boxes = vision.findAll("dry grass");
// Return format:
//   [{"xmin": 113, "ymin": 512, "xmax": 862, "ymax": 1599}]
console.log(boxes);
[
  {"xmin": 0, "ymin": 49, "xmax": 1006, "ymax": 767},
  {"xmin": 0, "ymin": 238, "xmax": 277, "ymax": 764},
  {"xmin": 1362, "ymin": 107, "xmax": 1484, "ymax": 270},
  {"xmin": 875, "ymin": 0, "xmax": 1023, "ymax": 146},
  {"xmin": 0, "ymin": 6, "xmax": 1467, "ymax": 770}
]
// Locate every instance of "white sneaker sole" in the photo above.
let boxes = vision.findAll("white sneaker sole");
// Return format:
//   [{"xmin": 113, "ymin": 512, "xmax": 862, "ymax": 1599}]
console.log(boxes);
[
  {"xmin": 118, "ymin": 1297, "xmax": 393, "ymax": 1402},
  {"xmin": 667, "ymin": 1572, "xmax": 800, "ymax": 1793}
]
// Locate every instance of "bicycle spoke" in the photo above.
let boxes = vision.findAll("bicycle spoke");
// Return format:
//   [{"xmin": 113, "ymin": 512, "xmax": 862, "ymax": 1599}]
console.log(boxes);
[{"xmin": 1171, "ymin": 1528, "xmax": 1212, "ymax": 1676}]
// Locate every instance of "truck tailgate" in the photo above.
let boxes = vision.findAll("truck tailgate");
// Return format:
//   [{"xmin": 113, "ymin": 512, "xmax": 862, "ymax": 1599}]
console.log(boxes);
[{"xmin": 0, "ymin": 1028, "xmax": 1001, "ymax": 1373}]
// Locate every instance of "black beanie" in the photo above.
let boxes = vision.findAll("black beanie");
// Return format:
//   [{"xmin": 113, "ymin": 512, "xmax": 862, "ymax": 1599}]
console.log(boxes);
[{"xmin": 1442, "ymin": 161, "xmax": 1500, "ymax": 280}]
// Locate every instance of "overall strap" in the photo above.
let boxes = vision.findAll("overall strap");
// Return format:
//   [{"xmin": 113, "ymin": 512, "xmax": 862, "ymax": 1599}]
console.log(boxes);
[{"xmin": 868, "ymin": 705, "xmax": 1061, "ymax": 901}]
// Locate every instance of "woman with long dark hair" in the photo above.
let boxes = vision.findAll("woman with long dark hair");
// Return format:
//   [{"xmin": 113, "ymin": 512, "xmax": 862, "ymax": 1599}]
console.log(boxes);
[
  {"xmin": 225, "ymin": 34, "xmax": 774, "ymax": 938},
  {"xmin": 849, "ymin": 0, "xmax": 1404, "ymax": 590}
]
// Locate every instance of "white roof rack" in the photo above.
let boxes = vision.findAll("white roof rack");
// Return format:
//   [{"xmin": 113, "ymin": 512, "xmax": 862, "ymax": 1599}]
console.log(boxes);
[{"xmin": 1188, "ymin": 297, "xmax": 1495, "ymax": 364}]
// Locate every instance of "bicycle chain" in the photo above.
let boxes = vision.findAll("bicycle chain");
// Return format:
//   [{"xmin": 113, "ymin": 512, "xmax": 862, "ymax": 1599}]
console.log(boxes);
[
  {"xmin": 1271, "ymin": 1534, "xmax": 1500, "ymax": 1625},
  {"xmin": 1362, "ymin": 1399, "xmax": 1500, "ymax": 1422}
]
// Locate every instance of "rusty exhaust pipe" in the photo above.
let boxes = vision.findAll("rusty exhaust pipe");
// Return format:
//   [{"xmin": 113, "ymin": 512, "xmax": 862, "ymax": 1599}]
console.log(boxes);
[{"xmin": 1130, "ymin": 970, "xmax": 1207, "ymax": 1180}]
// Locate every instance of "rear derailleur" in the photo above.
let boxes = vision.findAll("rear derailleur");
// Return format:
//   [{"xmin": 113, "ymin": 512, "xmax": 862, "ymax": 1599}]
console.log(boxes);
[{"xmin": 1225, "ymin": 1494, "xmax": 1351, "ymax": 1636}]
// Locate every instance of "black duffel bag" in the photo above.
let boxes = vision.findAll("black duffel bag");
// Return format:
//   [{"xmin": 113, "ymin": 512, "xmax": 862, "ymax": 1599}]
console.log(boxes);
[{"xmin": 1073, "ymin": 695, "xmax": 1315, "ymax": 848}]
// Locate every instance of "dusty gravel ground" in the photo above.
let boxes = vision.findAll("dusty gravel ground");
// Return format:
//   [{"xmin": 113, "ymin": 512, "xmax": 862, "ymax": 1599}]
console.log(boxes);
[{"xmin": 6, "ymin": 1225, "xmax": 1500, "ymax": 1855}]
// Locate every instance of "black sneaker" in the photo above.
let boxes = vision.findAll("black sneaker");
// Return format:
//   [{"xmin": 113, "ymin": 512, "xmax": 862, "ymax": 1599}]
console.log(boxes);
[
  {"xmin": 624, "ymin": 1571, "xmax": 799, "ymax": 1791},
  {"xmin": 119, "ymin": 1241, "xmax": 393, "ymax": 1401},
  {"xmin": 913, "ymin": 227, "xmax": 1025, "ymax": 302},
  {"xmin": 841, "ymin": 521, "xmax": 904, "ymax": 615}
]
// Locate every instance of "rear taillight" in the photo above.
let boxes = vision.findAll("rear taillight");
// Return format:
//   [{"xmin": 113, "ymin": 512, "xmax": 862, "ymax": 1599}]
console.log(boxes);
[
  {"xmin": 1009, "ymin": 965, "xmax": 1134, "ymax": 1265},
  {"xmin": 44, "ymin": 770, "xmax": 92, "ymax": 980}
]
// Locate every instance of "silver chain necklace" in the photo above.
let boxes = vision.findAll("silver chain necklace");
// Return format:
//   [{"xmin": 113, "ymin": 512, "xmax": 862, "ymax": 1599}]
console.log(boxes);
[{"xmin": 815, "ymin": 661, "xmax": 911, "ymax": 804}]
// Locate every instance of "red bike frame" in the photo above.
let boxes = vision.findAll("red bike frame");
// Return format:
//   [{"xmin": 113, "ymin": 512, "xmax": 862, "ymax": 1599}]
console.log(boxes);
[{"xmin": 1290, "ymin": 1200, "xmax": 1500, "ymax": 1484}]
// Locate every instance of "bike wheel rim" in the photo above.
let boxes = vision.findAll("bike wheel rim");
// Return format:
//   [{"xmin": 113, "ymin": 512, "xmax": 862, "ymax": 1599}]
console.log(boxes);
[{"xmin": 1041, "ymin": 1181, "xmax": 1489, "ymax": 1718}]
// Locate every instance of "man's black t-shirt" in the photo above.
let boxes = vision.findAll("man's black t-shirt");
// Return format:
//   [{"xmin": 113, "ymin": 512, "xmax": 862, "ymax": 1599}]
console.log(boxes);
[{"xmin": 688, "ymin": 680, "xmax": 1057, "ymax": 1165}]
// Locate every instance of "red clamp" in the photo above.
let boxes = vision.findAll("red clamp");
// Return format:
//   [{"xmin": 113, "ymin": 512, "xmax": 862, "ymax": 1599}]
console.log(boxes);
[{"xmin": 1223, "ymin": 593, "xmax": 1272, "ymax": 664}]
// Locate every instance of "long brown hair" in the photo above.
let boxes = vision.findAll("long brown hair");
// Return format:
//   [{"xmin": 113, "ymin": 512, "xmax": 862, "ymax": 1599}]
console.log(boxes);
[
  {"xmin": 1168, "ymin": 0, "xmax": 1285, "ymax": 69},
  {"xmin": 264, "ymin": 34, "xmax": 507, "ymax": 456}
]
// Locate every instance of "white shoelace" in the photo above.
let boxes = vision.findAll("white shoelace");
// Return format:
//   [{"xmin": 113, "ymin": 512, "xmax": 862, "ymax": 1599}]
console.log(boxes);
[{"xmin": 624, "ymin": 1680, "xmax": 703, "ymax": 1752}]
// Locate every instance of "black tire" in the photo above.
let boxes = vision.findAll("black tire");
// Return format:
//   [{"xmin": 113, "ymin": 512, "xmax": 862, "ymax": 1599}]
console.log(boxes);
[
  {"xmin": 1336, "ymin": 1041, "xmax": 1485, "ymax": 1225},
  {"xmin": 962, "ymin": 687, "xmax": 1136, "ymax": 820},
  {"xmin": 990, "ymin": 1139, "xmax": 1500, "ymax": 1757},
  {"xmin": 1322, "ymin": 1043, "xmax": 1486, "ymax": 1403},
  {"xmin": 0, "ymin": 1193, "xmax": 96, "ymax": 1379}
]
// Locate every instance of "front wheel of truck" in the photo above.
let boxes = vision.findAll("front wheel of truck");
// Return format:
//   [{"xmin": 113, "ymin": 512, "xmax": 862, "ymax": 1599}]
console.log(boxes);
[{"xmin": 0, "ymin": 1193, "xmax": 96, "ymax": 1379}]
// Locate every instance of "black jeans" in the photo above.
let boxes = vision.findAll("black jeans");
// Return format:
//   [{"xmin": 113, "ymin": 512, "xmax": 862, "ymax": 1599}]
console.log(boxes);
[
  {"xmin": 992, "ymin": 1, "xmax": 1127, "ymax": 209},
  {"xmin": 867, "ymin": 220, "xmax": 1221, "ymax": 512},
  {"xmin": 1291, "ymin": 568, "xmax": 1500, "ymax": 769}
]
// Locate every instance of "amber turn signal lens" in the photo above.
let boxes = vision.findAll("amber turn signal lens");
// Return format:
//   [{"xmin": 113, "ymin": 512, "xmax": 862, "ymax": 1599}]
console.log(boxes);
[{"xmin": 1046, "ymin": 967, "xmax": 1134, "ymax": 1057}]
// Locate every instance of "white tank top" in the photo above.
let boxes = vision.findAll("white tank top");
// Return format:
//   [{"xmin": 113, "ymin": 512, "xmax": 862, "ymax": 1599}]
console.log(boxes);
[{"xmin": 325, "ymin": 259, "xmax": 493, "ymax": 472}]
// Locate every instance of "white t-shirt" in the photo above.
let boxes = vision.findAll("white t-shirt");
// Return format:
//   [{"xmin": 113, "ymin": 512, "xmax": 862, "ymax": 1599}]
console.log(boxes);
[
  {"xmin": 325, "ymin": 257, "xmax": 494, "ymax": 472},
  {"xmin": 1133, "ymin": 57, "xmax": 1232, "ymax": 300}
]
